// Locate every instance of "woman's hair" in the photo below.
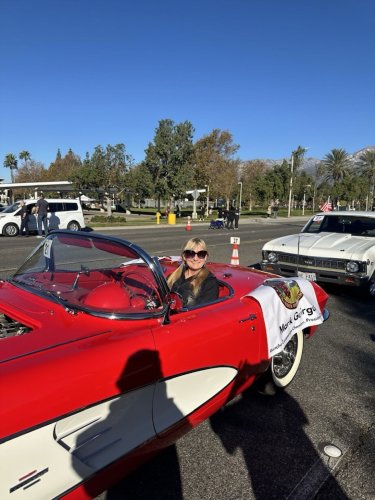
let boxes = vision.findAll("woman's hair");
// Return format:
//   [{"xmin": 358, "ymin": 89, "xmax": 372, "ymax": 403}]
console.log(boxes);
[{"xmin": 167, "ymin": 237, "xmax": 210, "ymax": 296}]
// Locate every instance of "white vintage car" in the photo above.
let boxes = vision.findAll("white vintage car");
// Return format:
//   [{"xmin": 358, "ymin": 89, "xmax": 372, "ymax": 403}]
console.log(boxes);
[{"xmin": 261, "ymin": 211, "xmax": 375, "ymax": 294}]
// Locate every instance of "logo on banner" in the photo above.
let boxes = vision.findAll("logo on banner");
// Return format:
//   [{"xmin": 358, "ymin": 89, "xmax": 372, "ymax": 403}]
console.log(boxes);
[{"xmin": 264, "ymin": 279, "xmax": 303, "ymax": 309}]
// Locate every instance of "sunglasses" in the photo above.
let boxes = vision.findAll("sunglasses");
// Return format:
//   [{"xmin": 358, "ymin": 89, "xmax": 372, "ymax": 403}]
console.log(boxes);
[{"xmin": 183, "ymin": 249, "xmax": 208, "ymax": 259}]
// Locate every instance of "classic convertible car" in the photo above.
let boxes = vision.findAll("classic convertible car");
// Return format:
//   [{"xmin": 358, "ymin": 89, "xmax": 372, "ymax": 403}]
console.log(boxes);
[
  {"xmin": 0, "ymin": 231, "xmax": 329, "ymax": 499},
  {"xmin": 261, "ymin": 211, "xmax": 375, "ymax": 294}
]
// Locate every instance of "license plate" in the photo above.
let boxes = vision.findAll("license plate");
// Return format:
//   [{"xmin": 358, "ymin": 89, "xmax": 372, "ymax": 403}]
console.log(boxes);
[{"xmin": 298, "ymin": 271, "xmax": 316, "ymax": 281}]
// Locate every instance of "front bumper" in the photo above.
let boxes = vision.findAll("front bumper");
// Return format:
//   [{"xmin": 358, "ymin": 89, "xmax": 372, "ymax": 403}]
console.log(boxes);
[{"xmin": 260, "ymin": 262, "xmax": 370, "ymax": 288}]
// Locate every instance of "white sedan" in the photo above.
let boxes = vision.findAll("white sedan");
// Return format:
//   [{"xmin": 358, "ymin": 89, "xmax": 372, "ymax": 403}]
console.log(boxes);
[{"xmin": 261, "ymin": 211, "xmax": 375, "ymax": 294}]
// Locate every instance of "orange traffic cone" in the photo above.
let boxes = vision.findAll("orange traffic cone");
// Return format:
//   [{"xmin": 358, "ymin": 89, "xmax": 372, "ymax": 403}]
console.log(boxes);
[
  {"xmin": 186, "ymin": 216, "xmax": 192, "ymax": 231},
  {"xmin": 230, "ymin": 242, "xmax": 239, "ymax": 265}
]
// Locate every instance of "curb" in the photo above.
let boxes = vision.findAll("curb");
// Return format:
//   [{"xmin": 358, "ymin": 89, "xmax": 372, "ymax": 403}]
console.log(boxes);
[{"xmin": 88, "ymin": 216, "xmax": 310, "ymax": 232}]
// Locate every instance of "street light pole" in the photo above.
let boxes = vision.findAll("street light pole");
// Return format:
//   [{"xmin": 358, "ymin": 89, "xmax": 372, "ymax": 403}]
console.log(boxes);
[
  {"xmin": 205, "ymin": 184, "xmax": 210, "ymax": 217},
  {"xmin": 302, "ymin": 190, "xmax": 306, "ymax": 216},
  {"xmin": 238, "ymin": 181, "xmax": 243, "ymax": 212},
  {"xmin": 302, "ymin": 184, "xmax": 311, "ymax": 216},
  {"xmin": 287, "ymin": 153, "xmax": 294, "ymax": 218}
]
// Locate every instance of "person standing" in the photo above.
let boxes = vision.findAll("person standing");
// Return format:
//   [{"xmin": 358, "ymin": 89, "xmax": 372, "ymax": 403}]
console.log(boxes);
[
  {"xmin": 199, "ymin": 204, "xmax": 206, "ymax": 221},
  {"xmin": 36, "ymin": 193, "xmax": 49, "ymax": 238},
  {"xmin": 226, "ymin": 206, "xmax": 235, "ymax": 230},
  {"xmin": 19, "ymin": 200, "xmax": 30, "ymax": 237},
  {"xmin": 234, "ymin": 206, "xmax": 240, "ymax": 229}
]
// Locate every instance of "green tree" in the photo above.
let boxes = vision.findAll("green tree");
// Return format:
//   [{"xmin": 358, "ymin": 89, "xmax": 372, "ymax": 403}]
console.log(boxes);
[
  {"xmin": 320, "ymin": 149, "xmax": 352, "ymax": 206},
  {"xmin": 19, "ymin": 150, "xmax": 31, "ymax": 167},
  {"xmin": 194, "ymin": 129, "xmax": 239, "ymax": 205},
  {"xmin": 125, "ymin": 163, "xmax": 154, "ymax": 207},
  {"xmin": 322, "ymin": 148, "xmax": 351, "ymax": 184},
  {"xmin": 294, "ymin": 170, "xmax": 314, "ymax": 209},
  {"xmin": 3, "ymin": 153, "xmax": 18, "ymax": 183},
  {"xmin": 69, "ymin": 144, "xmax": 132, "ymax": 214},
  {"xmin": 99, "ymin": 144, "xmax": 132, "ymax": 215},
  {"xmin": 144, "ymin": 119, "xmax": 195, "ymax": 210},
  {"xmin": 288, "ymin": 146, "xmax": 308, "ymax": 216},
  {"xmin": 356, "ymin": 149, "xmax": 375, "ymax": 209},
  {"xmin": 240, "ymin": 160, "xmax": 267, "ymax": 209}
]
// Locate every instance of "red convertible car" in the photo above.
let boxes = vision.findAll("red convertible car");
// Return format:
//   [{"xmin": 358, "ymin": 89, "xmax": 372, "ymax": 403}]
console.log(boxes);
[{"xmin": 0, "ymin": 231, "xmax": 329, "ymax": 499}]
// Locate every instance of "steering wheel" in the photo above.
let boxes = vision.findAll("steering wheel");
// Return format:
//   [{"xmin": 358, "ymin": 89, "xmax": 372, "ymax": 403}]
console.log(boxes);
[{"xmin": 121, "ymin": 271, "xmax": 161, "ymax": 310}]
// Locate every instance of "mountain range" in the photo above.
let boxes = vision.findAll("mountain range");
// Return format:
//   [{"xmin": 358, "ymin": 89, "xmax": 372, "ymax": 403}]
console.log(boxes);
[{"xmin": 259, "ymin": 146, "xmax": 375, "ymax": 175}]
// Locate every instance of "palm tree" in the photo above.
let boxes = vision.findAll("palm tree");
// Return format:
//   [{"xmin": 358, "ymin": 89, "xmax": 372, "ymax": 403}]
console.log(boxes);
[
  {"xmin": 292, "ymin": 145, "xmax": 308, "ymax": 171},
  {"xmin": 356, "ymin": 149, "xmax": 375, "ymax": 209},
  {"xmin": 3, "ymin": 153, "xmax": 18, "ymax": 183},
  {"xmin": 288, "ymin": 145, "xmax": 308, "ymax": 216},
  {"xmin": 19, "ymin": 150, "xmax": 31, "ymax": 167},
  {"xmin": 322, "ymin": 148, "xmax": 351, "ymax": 184}
]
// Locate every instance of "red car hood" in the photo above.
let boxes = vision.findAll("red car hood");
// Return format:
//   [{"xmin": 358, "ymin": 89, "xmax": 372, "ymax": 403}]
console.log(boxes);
[{"xmin": 0, "ymin": 281, "xmax": 113, "ymax": 364}]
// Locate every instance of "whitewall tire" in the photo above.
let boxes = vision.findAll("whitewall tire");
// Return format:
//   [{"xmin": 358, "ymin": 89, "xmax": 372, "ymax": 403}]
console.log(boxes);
[{"xmin": 271, "ymin": 330, "xmax": 304, "ymax": 388}]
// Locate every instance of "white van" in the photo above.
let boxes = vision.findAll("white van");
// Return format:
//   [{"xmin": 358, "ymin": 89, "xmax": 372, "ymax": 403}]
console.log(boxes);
[{"xmin": 0, "ymin": 199, "xmax": 85, "ymax": 236}]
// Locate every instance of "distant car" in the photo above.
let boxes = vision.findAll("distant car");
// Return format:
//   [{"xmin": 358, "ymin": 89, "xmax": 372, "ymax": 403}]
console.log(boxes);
[
  {"xmin": 261, "ymin": 211, "xmax": 375, "ymax": 294},
  {"xmin": 0, "ymin": 231, "xmax": 328, "ymax": 499},
  {"xmin": 0, "ymin": 199, "xmax": 85, "ymax": 236}
]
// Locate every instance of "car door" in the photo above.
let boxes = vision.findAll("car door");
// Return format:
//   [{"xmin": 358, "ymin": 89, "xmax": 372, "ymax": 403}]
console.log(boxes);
[
  {"xmin": 151, "ymin": 297, "xmax": 264, "ymax": 436},
  {"xmin": 0, "ymin": 320, "xmax": 159, "ymax": 500}
]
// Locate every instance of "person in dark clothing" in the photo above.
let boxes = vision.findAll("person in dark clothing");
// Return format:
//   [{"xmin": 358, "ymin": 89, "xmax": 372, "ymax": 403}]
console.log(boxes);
[
  {"xmin": 199, "ymin": 204, "xmax": 206, "ymax": 221},
  {"xmin": 36, "ymin": 193, "xmax": 49, "ymax": 237},
  {"xmin": 19, "ymin": 200, "xmax": 30, "ymax": 237},
  {"xmin": 234, "ymin": 206, "xmax": 240, "ymax": 229},
  {"xmin": 167, "ymin": 237, "xmax": 219, "ymax": 308},
  {"xmin": 226, "ymin": 206, "xmax": 235, "ymax": 229}
]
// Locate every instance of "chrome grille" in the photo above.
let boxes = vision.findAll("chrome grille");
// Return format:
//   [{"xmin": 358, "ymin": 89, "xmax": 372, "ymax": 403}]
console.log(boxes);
[{"xmin": 279, "ymin": 253, "xmax": 346, "ymax": 270}]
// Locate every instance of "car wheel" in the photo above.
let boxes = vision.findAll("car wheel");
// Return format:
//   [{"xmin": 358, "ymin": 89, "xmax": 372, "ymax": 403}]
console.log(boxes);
[
  {"xmin": 271, "ymin": 330, "xmax": 304, "ymax": 388},
  {"xmin": 67, "ymin": 221, "xmax": 81, "ymax": 231},
  {"xmin": 3, "ymin": 223, "xmax": 19, "ymax": 237}
]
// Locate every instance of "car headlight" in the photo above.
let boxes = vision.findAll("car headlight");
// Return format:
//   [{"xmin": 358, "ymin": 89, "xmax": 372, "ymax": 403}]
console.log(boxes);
[
  {"xmin": 346, "ymin": 261, "xmax": 359, "ymax": 273},
  {"xmin": 267, "ymin": 251, "xmax": 278, "ymax": 263}
]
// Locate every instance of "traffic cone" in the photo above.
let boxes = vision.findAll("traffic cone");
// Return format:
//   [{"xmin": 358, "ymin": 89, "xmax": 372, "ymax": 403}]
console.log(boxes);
[
  {"xmin": 230, "ymin": 242, "xmax": 239, "ymax": 266},
  {"xmin": 186, "ymin": 215, "xmax": 192, "ymax": 231}
]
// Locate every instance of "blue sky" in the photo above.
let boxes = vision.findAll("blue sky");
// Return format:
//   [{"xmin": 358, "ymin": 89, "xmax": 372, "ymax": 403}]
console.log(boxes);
[{"xmin": 1, "ymin": 0, "xmax": 374, "ymax": 182}]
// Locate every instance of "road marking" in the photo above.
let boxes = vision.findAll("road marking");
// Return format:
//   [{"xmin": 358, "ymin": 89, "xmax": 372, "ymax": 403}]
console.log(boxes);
[{"xmin": 287, "ymin": 442, "xmax": 348, "ymax": 500}]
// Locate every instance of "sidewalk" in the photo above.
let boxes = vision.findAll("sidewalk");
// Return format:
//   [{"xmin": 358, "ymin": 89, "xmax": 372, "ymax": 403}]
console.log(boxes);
[{"xmin": 89, "ymin": 215, "xmax": 311, "ymax": 232}]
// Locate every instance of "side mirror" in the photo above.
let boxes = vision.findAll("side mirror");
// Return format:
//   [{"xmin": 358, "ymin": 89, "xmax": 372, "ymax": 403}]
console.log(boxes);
[{"xmin": 162, "ymin": 292, "xmax": 183, "ymax": 325}]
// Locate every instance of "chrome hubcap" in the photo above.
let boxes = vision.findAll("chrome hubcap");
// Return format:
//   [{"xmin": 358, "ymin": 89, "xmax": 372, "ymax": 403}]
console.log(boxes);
[{"xmin": 272, "ymin": 336, "xmax": 298, "ymax": 378}]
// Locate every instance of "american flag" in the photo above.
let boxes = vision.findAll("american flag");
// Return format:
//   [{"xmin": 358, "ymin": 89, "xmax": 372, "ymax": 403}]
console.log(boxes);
[{"xmin": 319, "ymin": 201, "xmax": 332, "ymax": 212}]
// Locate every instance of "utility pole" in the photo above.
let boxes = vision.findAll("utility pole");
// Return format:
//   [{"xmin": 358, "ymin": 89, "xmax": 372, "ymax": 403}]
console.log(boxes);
[
  {"xmin": 287, "ymin": 153, "xmax": 294, "ymax": 217},
  {"xmin": 238, "ymin": 181, "xmax": 243, "ymax": 212}
]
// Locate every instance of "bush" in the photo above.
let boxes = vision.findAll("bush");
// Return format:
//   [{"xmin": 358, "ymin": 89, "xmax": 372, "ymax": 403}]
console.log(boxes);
[{"xmin": 90, "ymin": 215, "xmax": 127, "ymax": 223}]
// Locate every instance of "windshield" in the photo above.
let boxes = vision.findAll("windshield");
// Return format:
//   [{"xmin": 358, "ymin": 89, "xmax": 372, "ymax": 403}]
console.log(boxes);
[
  {"xmin": 2, "ymin": 202, "xmax": 20, "ymax": 214},
  {"xmin": 303, "ymin": 215, "xmax": 375, "ymax": 237},
  {"xmin": 10, "ymin": 232, "xmax": 164, "ymax": 316}
]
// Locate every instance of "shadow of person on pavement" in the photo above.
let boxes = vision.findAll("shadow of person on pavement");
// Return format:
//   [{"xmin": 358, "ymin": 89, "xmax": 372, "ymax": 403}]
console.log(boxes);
[
  {"xmin": 210, "ymin": 386, "xmax": 348, "ymax": 499},
  {"xmin": 67, "ymin": 349, "xmax": 184, "ymax": 499}
]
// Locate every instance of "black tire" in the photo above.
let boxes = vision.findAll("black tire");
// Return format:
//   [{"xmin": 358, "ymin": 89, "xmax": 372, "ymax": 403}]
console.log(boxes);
[
  {"xmin": 3, "ymin": 223, "xmax": 19, "ymax": 237},
  {"xmin": 67, "ymin": 221, "xmax": 81, "ymax": 231}
]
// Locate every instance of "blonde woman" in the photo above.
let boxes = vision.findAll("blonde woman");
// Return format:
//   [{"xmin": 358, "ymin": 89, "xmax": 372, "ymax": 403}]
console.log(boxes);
[{"xmin": 167, "ymin": 237, "xmax": 219, "ymax": 307}]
